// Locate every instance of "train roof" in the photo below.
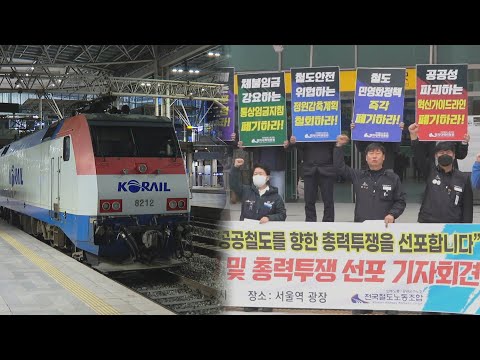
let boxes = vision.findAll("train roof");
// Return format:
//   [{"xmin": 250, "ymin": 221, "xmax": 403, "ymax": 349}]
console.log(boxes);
[
  {"xmin": 85, "ymin": 114, "xmax": 172, "ymax": 123},
  {"xmin": 0, "ymin": 114, "xmax": 174, "ymax": 155}
]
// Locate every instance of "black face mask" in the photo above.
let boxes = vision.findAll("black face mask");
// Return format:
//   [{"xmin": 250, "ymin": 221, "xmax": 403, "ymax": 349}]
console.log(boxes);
[{"xmin": 438, "ymin": 154, "xmax": 453, "ymax": 166}]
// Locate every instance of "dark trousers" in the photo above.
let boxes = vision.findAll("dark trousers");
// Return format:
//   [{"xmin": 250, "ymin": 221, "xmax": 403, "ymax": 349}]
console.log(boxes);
[{"xmin": 304, "ymin": 172, "xmax": 335, "ymax": 222}]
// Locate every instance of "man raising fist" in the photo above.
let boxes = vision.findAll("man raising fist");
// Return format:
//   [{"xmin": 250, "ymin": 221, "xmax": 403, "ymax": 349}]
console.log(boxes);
[
  {"xmin": 409, "ymin": 123, "xmax": 473, "ymax": 223},
  {"xmin": 230, "ymin": 158, "xmax": 286, "ymax": 223},
  {"xmin": 333, "ymin": 134, "xmax": 406, "ymax": 226}
]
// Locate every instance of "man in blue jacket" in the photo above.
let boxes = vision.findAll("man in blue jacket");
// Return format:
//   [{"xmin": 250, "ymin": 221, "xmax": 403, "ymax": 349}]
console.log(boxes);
[{"xmin": 472, "ymin": 153, "xmax": 480, "ymax": 189}]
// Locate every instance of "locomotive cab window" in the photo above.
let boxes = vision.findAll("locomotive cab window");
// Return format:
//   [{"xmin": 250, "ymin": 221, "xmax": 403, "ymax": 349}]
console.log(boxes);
[
  {"xmin": 90, "ymin": 125, "xmax": 180, "ymax": 158},
  {"xmin": 63, "ymin": 136, "xmax": 70, "ymax": 161},
  {"xmin": 42, "ymin": 122, "xmax": 60, "ymax": 142}
]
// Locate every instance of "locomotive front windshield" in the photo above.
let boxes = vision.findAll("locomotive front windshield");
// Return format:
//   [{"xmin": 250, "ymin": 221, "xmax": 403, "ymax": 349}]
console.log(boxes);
[{"xmin": 90, "ymin": 125, "xmax": 180, "ymax": 158}]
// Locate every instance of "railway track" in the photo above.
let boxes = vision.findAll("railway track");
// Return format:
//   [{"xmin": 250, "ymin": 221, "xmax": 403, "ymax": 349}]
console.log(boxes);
[
  {"xmin": 108, "ymin": 211, "xmax": 226, "ymax": 315},
  {"xmin": 189, "ymin": 216, "xmax": 225, "ymax": 257},
  {"xmin": 106, "ymin": 211, "xmax": 226, "ymax": 315},
  {"xmin": 111, "ymin": 262, "xmax": 225, "ymax": 315}
]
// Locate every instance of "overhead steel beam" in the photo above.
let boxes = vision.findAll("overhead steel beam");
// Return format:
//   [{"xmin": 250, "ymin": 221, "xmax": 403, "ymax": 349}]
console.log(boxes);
[
  {"xmin": 0, "ymin": 73, "xmax": 226, "ymax": 106},
  {"xmin": 126, "ymin": 45, "xmax": 214, "ymax": 78},
  {"xmin": 0, "ymin": 59, "xmax": 153, "ymax": 68}
]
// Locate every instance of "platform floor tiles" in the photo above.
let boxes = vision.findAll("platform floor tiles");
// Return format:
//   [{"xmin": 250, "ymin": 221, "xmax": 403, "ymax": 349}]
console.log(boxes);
[{"xmin": 0, "ymin": 221, "xmax": 173, "ymax": 315}]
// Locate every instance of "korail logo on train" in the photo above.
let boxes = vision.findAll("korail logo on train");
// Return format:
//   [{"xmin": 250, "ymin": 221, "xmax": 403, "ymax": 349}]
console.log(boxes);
[
  {"xmin": 9, "ymin": 165, "xmax": 24, "ymax": 186},
  {"xmin": 117, "ymin": 180, "xmax": 171, "ymax": 193}
]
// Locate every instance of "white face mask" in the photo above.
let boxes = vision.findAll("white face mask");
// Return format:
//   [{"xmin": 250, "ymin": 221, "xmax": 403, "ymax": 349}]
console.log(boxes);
[{"xmin": 252, "ymin": 175, "xmax": 267, "ymax": 188}]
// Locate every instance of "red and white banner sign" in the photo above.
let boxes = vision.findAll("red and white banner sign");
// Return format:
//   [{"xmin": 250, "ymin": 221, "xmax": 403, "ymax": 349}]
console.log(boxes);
[{"xmin": 416, "ymin": 64, "xmax": 468, "ymax": 141}]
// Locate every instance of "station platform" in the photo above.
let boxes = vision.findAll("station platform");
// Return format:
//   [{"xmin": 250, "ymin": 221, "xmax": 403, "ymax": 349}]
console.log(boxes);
[
  {"xmin": 0, "ymin": 221, "xmax": 173, "ymax": 315},
  {"xmin": 191, "ymin": 190, "xmax": 226, "ymax": 209}
]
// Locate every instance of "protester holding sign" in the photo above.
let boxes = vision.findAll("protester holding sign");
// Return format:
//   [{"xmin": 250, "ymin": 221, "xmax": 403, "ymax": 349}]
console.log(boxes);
[
  {"xmin": 351, "ymin": 68, "xmax": 406, "ymax": 144},
  {"xmin": 423, "ymin": 134, "xmax": 470, "ymax": 170},
  {"xmin": 236, "ymin": 72, "xmax": 288, "ymax": 200},
  {"xmin": 287, "ymin": 136, "xmax": 336, "ymax": 222},
  {"xmin": 351, "ymin": 122, "xmax": 405, "ymax": 170},
  {"xmin": 290, "ymin": 67, "xmax": 341, "ymax": 142},
  {"xmin": 230, "ymin": 158, "xmax": 286, "ymax": 223},
  {"xmin": 334, "ymin": 134, "xmax": 406, "ymax": 315},
  {"xmin": 333, "ymin": 135, "xmax": 406, "ymax": 225},
  {"xmin": 415, "ymin": 64, "xmax": 468, "ymax": 142},
  {"xmin": 409, "ymin": 123, "xmax": 473, "ymax": 223}
]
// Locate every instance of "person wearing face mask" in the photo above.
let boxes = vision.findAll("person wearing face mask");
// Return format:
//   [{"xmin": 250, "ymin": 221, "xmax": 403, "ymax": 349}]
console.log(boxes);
[
  {"xmin": 230, "ymin": 158, "xmax": 287, "ymax": 223},
  {"xmin": 231, "ymin": 132, "xmax": 288, "ymax": 201},
  {"xmin": 409, "ymin": 123, "xmax": 473, "ymax": 223},
  {"xmin": 230, "ymin": 158, "xmax": 286, "ymax": 314},
  {"xmin": 424, "ymin": 134, "xmax": 470, "ymax": 170}
]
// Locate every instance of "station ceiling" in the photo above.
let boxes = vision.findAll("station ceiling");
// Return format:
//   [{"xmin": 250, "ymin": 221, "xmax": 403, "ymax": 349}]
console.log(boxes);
[{"xmin": 0, "ymin": 45, "xmax": 226, "ymax": 80}]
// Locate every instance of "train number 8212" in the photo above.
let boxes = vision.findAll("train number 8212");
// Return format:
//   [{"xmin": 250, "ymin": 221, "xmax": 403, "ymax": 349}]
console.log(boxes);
[{"xmin": 135, "ymin": 199, "xmax": 154, "ymax": 207}]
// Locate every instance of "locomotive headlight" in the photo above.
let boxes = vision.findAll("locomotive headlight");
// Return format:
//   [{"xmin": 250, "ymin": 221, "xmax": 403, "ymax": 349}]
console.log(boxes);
[
  {"xmin": 166, "ymin": 198, "xmax": 186, "ymax": 211},
  {"xmin": 102, "ymin": 202, "xmax": 111, "ymax": 211},
  {"xmin": 138, "ymin": 164, "xmax": 147, "ymax": 173},
  {"xmin": 111, "ymin": 201, "xmax": 121, "ymax": 211}
]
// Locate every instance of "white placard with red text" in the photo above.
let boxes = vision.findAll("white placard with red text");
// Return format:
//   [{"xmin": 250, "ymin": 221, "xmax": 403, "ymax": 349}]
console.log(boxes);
[{"xmin": 220, "ymin": 221, "xmax": 480, "ymax": 314}]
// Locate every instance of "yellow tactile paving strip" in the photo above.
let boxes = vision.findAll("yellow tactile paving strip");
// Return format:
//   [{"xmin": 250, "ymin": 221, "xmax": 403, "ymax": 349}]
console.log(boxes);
[{"xmin": 0, "ymin": 231, "xmax": 120, "ymax": 315}]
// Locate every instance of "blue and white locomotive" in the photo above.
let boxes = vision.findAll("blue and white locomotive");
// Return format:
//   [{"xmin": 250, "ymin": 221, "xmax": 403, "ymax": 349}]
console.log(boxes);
[{"xmin": 0, "ymin": 113, "xmax": 192, "ymax": 271}]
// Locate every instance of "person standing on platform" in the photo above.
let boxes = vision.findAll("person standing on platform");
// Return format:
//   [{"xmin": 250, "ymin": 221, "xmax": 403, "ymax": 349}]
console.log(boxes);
[
  {"xmin": 286, "ymin": 135, "xmax": 336, "ymax": 222},
  {"xmin": 409, "ymin": 123, "xmax": 473, "ymax": 223}
]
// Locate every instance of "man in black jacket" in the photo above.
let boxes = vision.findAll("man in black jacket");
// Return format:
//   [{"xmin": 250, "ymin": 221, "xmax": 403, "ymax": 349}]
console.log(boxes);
[
  {"xmin": 230, "ymin": 158, "xmax": 287, "ymax": 222},
  {"xmin": 351, "ymin": 122, "xmax": 405, "ymax": 170},
  {"xmin": 409, "ymin": 123, "xmax": 473, "ymax": 223},
  {"xmin": 286, "ymin": 136, "xmax": 336, "ymax": 222},
  {"xmin": 335, "ymin": 135, "xmax": 406, "ymax": 315},
  {"xmin": 424, "ymin": 134, "xmax": 470, "ymax": 170},
  {"xmin": 334, "ymin": 135, "xmax": 406, "ymax": 225}
]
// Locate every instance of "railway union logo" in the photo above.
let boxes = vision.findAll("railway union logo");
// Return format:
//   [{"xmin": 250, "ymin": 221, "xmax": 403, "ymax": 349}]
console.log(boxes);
[
  {"xmin": 9, "ymin": 165, "xmax": 23, "ymax": 186},
  {"xmin": 351, "ymin": 294, "xmax": 368, "ymax": 303},
  {"xmin": 118, "ymin": 180, "xmax": 171, "ymax": 193}
]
